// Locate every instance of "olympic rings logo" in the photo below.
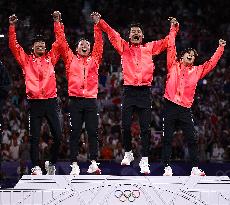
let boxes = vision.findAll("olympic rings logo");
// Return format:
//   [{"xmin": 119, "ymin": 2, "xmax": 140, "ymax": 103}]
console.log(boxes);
[{"xmin": 114, "ymin": 189, "xmax": 141, "ymax": 202}]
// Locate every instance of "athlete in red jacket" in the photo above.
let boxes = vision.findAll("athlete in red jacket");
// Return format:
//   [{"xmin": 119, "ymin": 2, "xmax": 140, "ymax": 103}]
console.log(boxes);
[
  {"xmin": 9, "ymin": 13, "xmax": 63, "ymax": 175},
  {"xmin": 162, "ymin": 19, "xmax": 226, "ymax": 176},
  {"xmin": 91, "ymin": 12, "xmax": 178, "ymax": 174},
  {"xmin": 54, "ymin": 11, "xmax": 103, "ymax": 175}
]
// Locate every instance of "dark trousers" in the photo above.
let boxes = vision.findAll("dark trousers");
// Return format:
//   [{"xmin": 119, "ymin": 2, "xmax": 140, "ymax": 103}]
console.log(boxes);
[
  {"xmin": 68, "ymin": 97, "xmax": 98, "ymax": 162},
  {"xmin": 161, "ymin": 99, "xmax": 198, "ymax": 167},
  {"xmin": 28, "ymin": 98, "xmax": 61, "ymax": 167},
  {"xmin": 121, "ymin": 86, "xmax": 151, "ymax": 157}
]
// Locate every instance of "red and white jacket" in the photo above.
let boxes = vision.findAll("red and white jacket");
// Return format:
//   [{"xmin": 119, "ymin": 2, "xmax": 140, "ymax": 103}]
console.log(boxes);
[
  {"xmin": 9, "ymin": 22, "xmax": 61, "ymax": 99},
  {"xmin": 56, "ymin": 23, "xmax": 103, "ymax": 98},
  {"xmin": 164, "ymin": 24, "xmax": 224, "ymax": 108},
  {"xmin": 98, "ymin": 19, "xmax": 172, "ymax": 86}
]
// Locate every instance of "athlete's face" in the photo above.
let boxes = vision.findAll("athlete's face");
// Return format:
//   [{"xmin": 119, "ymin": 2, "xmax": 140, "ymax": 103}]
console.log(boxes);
[
  {"xmin": 182, "ymin": 50, "xmax": 196, "ymax": 65},
  {"xmin": 129, "ymin": 27, "xmax": 143, "ymax": 44},
  {"xmin": 33, "ymin": 41, "xmax": 46, "ymax": 56},
  {"xmin": 76, "ymin": 40, "xmax": 91, "ymax": 56}
]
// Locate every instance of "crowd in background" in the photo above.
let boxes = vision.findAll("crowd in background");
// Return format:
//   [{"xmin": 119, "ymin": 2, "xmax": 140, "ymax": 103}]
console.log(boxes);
[{"xmin": 0, "ymin": 0, "xmax": 230, "ymax": 166}]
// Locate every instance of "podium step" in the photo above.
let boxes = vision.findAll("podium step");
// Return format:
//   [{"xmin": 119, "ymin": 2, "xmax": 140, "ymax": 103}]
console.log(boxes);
[{"xmin": 1, "ymin": 175, "xmax": 230, "ymax": 205}]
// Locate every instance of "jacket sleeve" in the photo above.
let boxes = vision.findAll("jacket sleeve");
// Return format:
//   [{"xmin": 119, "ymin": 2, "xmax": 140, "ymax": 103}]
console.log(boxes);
[
  {"xmin": 92, "ymin": 24, "xmax": 103, "ymax": 65},
  {"xmin": 97, "ymin": 19, "xmax": 126, "ymax": 55},
  {"xmin": 148, "ymin": 37, "xmax": 168, "ymax": 56},
  {"xmin": 166, "ymin": 24, "xmax": 179, "ymax": 70},
  {"xmin": 48, "ymin": 22, "xmax": 64, "ymax": 66},
  {"xmin": 53, "ymin": 21, "xmax": 74, "ymax": 69},
  {"xmin": 198, "ymin": 45, "xmax": 224, "ymax": 79},
  {"xmin": 147, "ymin": 24, "xmax": 179, "ymax": 58},
  {"xmin": 8, "ymin": 25, "xmax": 28, "ymax": 72}
]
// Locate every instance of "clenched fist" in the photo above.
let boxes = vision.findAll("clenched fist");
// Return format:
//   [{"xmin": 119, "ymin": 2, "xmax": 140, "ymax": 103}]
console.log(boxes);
[
  {"xmin": 219, "ymin": 39, "xmax": 226, "ymax": 47},
  {"xmin": 52, "ymin": 11, "xmax": 61, "ymax": 22},
  {"xmin": 168, "ymin": 17, "xmax": 179, "ymax": 26},
  {"xmin": 9, "ymin": 14, "xmax": 18, "ymax": 25},
  {"xmin": 91, "ymin": 12, "xmax": 101, "ymax": 24}
]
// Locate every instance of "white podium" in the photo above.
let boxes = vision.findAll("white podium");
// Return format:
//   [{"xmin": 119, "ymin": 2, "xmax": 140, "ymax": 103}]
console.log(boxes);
[{"xmin": 0, "ymin": 175, "xmax": 230, "ymax": 205}]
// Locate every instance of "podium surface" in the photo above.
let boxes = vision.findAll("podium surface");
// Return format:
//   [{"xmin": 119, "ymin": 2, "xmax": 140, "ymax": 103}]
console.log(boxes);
[{"xmin": 1, "ymin": 175, "xmax": 230, "ymax": 205}]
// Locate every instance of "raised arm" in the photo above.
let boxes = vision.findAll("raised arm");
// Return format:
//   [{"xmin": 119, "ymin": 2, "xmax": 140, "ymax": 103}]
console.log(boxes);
[
  {"xmin": 46, "ymin": 11, "xmax": 62, "ymax": 66},
  {"xmin": 147, "ymin": 37, "xmax": 168, "ymax": 56},
  {"xmin": 91, "ymin": 23, "xmax": 103, "ymax": 65},
  {"xmin": 147, "ymin": 17, "xmax": 179, "ymax": 58},
  {"xmin": 91, "ymin": 12, "xmax": 126, "ymax": 55},
  {"xmin": 8, "ymin": 14, "xmax": 28, "ymax": 71},
  {"xmin": 198, "ymin": 39, "xmax": 226, "ymax": 79},
  {"xmin": 51, "ymin": 11, "xmax": 74, "ymax": 67},
  {"xmin": 166, "ymin": 17, "xmax": 180, "ymax": 70}
]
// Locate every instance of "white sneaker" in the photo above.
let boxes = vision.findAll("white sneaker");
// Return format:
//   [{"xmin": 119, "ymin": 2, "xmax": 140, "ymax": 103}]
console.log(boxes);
[
  {"xmin": 163, "ymin": 166, "xmax": 173, "ymax": 176},
  {"xmin": 31, "ymin": 166, "xmax": 42, "ymax": 175},
  {"xmin": 45, "ymin": 161, "xmax": 49, "ymax": 174},
  {"xmin": 191, "ymin": 167, "xmax": 206, "ymax": 176},
  {"xmin": 45, "ymin": 161, "xmax": 56, "ymax": 175},
  {"xmin": 87, "ymin": 160, "xmax": 101, "ymax": 174},
  {"xmin": 121, "ymin": 151, "xmax": 134, "ymax": 165},
  {"xmin": 139, "ymin": 157, "xmax": 150, "ymax": 175},
  {"xmin": 70, "ymin": 162, "xmax": 80, "ymax": 175}
]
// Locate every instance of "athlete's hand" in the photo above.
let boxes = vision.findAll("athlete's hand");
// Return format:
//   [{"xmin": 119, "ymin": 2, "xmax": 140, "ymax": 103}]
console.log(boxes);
[
  {"xmin": 168, "ymin": 17, "xmax": 179, "ymax": 26},
  {"xmin": 9, "ymin": 14, "xmax": 18, "ymax": 25},
  {"xmin": 52, "ymin": 11, "xmax": 62, "ymax": 22},
  {"xmin": 219, "ymin": 39, "xmax": 226, "ymax": 47},
  {"xmin": 91, "ymin": 12, "xmax": 101, "ymax": 24}
]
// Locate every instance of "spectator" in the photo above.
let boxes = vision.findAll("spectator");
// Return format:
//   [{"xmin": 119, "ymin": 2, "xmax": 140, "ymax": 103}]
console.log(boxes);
[
  {"xmin": 9, "ymin": 137, "xmax": 19, "ymax": 161},
  {"xmin": 19, "ymin": 134, "xmax": 30, "ymax": 161}
]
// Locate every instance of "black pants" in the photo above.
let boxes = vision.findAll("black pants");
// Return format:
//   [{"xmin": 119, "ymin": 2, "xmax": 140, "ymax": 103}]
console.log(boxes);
[
  {"xmin": 121, "ymin": 86, "xmax": 151, "ymax": 157},
  {"xmin": 28, "ymin": 98, "xmax": 61, "ymax": 167},
  {"xmin": 161, "ymin": 99, "xmax": 198, "ymax": 167},
  {"xmin": 68, "ymin": 97, "xmax": 98, "ymax": 162}
]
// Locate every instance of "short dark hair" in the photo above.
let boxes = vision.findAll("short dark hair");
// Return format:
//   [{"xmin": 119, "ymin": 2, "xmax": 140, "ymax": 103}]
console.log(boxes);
[
  {"xmin": 75, "ymin": 37, "xmax": 91, "ymax": 47},
  {"xmin": 179, "ymin": 48, "xmax": 198, "ymax": 60},
  {"xmin": 129, "ymin": 23, "xmax": 144, "ymax": 34},
  {"xmin": 32, "ymin": 34, "xmax": 46, "ymax": 44}
]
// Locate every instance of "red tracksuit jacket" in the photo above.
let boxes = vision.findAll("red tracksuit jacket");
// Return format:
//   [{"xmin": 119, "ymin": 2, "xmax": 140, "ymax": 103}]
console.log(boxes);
[
  {"xmin": 9, "ymin": 22, "xmax": 61, "ymax": 99},
  {"xmin": 98, "ymin": 19, "xmax": 172, "ymax": 86},
  {"xmin": 56, "ymin": 23, "xmax": 103, "ymax": 98},
  {"xmin": 164, "ymin": 24, "xmax": 224, "ymax": 108}
]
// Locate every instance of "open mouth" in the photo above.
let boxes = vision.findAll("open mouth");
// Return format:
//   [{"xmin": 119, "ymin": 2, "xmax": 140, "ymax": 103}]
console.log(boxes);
[
  {"xmin": 187, "ymin": 57, "xmax": 192, "ymax": 61},
  {"xmin": 82, "ymin": 48, "xmax": 87, "ymax": 53},
  {"xmin": 133, "ymin": 35, "xmax": 140, "ymax": 40}
]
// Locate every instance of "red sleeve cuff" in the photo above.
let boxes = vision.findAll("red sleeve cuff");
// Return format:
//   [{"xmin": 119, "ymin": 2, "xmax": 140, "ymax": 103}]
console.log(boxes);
[{"xmin": 9, "ymin": 24, "xmax": 15, "ymax": 32}]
